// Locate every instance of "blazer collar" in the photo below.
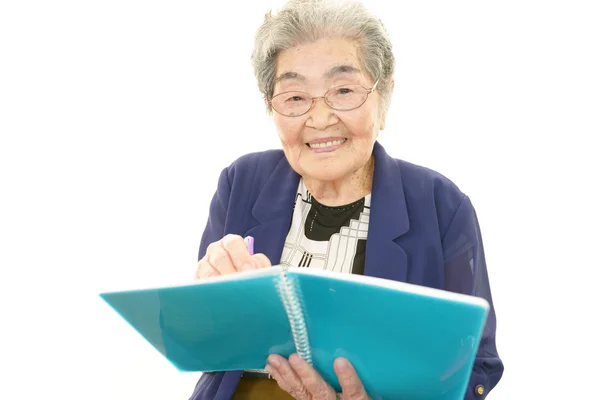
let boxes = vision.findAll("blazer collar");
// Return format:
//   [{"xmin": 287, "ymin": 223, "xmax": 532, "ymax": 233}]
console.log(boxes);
[
  {"xmin": 252, "ymin": 155, "xmax": 300, "ymax": 223},
  {"xmin": 245, "ymin": 156, "xmax": 300, "ymax": 264},
  {"xmin": 247, "ymin": 141, "xmax": 409, "ymax": 282},
  {"xmin": 363, "ymin": 141, "xmax": 409, "ymax": 281}
]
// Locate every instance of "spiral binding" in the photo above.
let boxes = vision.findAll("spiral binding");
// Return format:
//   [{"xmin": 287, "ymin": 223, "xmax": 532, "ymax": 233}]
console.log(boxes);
[{"xmin": 275, "ymin": 269, "xmax": 313, "ymax": 365}]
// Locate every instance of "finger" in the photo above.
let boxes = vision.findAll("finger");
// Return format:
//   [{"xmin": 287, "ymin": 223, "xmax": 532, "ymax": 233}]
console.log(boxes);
[
  {"xmin": 195, "ymin": 258, "xmax": 220, "ymax": 280},
  {"xmin": 265, "ymin": 362, "xmax": 297, "ymax": 397},
  {"xmin": 268, "ymin": 354, "xmax": 311, "ymax": 400},
  {"xmin": 251, "ymin": 253, "xmax": 272, "ymax": 269},
  {"xmin": 264, "ymin": 363, "xmax": 284, "ymax": 385},
  {"xmin": 221, "ymin": 234, "xmax": 254, "ymax": 271},
  {"xmin": 206, "ymin": 244, "xmax": 236, "ymax": 275},
  {"xmin": 334, "ymin": 358, "xmax": 369, "ymax": 400},
  {"xmin": 289, "ymin": 353, "xmax": 335, "ymax": 399}
]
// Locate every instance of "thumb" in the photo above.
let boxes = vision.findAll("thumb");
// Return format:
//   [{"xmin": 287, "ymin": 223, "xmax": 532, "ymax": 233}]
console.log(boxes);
[{"xmin": 335, "ymin": 358, "xmax": 369, "ymax": 400}]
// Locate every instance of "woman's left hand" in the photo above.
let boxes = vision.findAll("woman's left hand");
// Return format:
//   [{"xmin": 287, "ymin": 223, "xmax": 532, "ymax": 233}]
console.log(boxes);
[{"xmin": 265, "ymin": 353, "xmax": 370, "ymax": 400}]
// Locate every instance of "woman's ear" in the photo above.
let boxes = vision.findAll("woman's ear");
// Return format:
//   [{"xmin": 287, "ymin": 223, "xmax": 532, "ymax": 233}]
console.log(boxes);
[
  {"xmin": 380, "ymin": 112, "xmax": 387, "ymax": 131},
  {"xmin": 379, "ymin": 78, "xmax": 395, "ymax": 131}
]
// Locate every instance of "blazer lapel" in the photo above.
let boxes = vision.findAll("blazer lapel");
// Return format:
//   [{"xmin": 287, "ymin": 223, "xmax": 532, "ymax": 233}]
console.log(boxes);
[
  {"xmin": 363, "ymin": 142, "xmax": 410, "ymax": 282},
  {"xmin": 244, "ymin": 155, "xmax": 300, "ymax": 264}
]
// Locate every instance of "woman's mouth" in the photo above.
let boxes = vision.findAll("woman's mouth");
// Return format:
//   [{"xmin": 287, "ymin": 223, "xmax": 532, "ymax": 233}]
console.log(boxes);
[{"xmin": 306, "ymin": 138, "xmax": 347, "ymax": 153}]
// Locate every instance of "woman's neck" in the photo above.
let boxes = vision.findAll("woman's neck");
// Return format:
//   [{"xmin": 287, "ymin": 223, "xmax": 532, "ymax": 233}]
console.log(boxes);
[{"xmin": 303, "ymin": 156, "xmax": 374, "ymax": 207}]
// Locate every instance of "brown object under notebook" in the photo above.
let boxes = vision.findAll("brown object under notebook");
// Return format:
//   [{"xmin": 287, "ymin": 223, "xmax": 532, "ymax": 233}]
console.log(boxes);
[{"xmin": 231, "ymin": 378, "xmax": 294, "ymax": 400}]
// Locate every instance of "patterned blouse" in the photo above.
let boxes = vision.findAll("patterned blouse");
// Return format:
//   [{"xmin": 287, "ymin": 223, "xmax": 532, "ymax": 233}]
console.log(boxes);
[{"xmin": 279, "ymin": 179, "xmax": 370, "ymax": 275}]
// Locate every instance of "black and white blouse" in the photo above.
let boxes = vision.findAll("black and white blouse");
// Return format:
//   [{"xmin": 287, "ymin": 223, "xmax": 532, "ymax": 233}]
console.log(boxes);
[{"xmin": 279, "ymin": 179, "xmax": 370, "ymax": 275}]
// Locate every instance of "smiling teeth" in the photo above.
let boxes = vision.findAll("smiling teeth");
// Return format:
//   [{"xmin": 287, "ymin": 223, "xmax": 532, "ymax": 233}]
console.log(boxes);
[{"xmin": 309, "ymin": 139, "xmax": 346, "ymax": 148}]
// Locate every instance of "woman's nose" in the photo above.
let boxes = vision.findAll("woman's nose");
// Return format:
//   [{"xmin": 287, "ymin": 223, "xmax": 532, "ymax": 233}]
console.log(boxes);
[{"xmin": 306, "ymin": 97, "xmax": 338, "ymax": 129}]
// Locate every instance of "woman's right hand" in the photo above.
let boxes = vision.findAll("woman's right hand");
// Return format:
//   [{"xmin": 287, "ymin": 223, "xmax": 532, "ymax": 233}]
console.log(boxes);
[{"xmin": 195, "ymin": 234, "xmax": 271, "ymax": 280}]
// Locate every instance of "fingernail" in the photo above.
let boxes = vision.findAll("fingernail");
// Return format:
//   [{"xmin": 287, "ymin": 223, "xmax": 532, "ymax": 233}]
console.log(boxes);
[
  {"xmin": 337, "ymin": 358, "xmax": 349, "ymax": 372},
  {"xmin": 268, "ymin": 355, "xmax": 280, "ymax": 367},
  {"xmin": 289, "ymin": 354, "xmax": 303, "ymax": 368}
]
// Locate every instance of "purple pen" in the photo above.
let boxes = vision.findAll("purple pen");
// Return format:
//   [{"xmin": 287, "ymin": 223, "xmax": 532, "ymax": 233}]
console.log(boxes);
[{"xmin": 244, "ymin": 236, "xmax": 254, "ymax": 255}]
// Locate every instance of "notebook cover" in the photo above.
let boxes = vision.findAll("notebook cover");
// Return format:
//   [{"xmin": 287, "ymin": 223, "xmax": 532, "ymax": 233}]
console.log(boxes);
[
  {"xmin": 288, "ymin": 268, "xmax": 489, "ymax": 400},
  {"xmin": 100, "ymin": 267, "xmax": 295, "ymax": 371},
  {"xmin": 100, "ymin": 266, "xmax": 489, "ymax": 399}
]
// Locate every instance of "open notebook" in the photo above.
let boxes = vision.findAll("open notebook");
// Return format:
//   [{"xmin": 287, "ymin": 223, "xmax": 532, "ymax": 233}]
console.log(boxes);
[{"xmin": 100, "ymin": 266, "xmax": 489, "ymax": 400}]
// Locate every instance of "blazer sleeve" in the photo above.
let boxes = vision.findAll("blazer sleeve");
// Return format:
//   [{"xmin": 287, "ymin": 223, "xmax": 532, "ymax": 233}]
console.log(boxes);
[
  {"xmin": 197, "ymin": 167, "xmax": 231, "ymax": 261},
  {"xmin": 189, "ymin": 167, "xmax": 234, "ymax": 400},
  {"xmin": 441, "ymin": 195, "xmax": 504, "ymax": 399}
]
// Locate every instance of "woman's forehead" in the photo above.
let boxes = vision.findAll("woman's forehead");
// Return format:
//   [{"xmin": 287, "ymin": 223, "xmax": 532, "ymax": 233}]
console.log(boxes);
[
  {"xmin": 275, "ymin": 38, "xmax": 364, "ymax": 81},
  {"xmin": 275, "ymin": 64, "xmax": 362, "ymax": 84}
]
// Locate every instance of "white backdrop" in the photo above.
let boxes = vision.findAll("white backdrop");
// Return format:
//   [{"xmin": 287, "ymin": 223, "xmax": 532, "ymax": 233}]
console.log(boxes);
[{"xmin": 1, "ymin": 0, "xmax": 599, "ymax": 399}]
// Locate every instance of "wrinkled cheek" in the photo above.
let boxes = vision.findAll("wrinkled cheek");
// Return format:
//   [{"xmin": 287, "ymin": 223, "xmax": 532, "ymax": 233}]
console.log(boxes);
[
  {"xmin": 281, "ymin": 139, "xmax": 305, "ymax": 155},
  {"xmin": 277, "ymin": 122, "xmax": 304, "ymax": 148},
  {"xmin": 279, "ymin": 136, "xmax": 305, "ymax": 167}
]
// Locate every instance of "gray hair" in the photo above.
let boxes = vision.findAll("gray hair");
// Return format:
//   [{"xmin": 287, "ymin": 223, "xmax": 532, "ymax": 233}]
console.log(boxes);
[{"xmin": 251, "ymin": 0, "xmax": 395, "ymax": 116}]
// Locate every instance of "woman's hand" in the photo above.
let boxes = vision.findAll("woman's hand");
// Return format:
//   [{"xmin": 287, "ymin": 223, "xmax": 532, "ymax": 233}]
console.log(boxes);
[
  {"xmin": 265, "ymin": 353, "xmax": 370, "ymax": 400},
  {"xmin": 195, "ymin": 234, "xmax": 271, "ymax": 279}
]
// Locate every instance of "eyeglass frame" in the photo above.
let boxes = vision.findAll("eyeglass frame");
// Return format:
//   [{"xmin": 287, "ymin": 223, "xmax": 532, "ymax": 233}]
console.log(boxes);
[{"xmin": 267, "ymin": 79, "xmax": 379, "ymax": 117}]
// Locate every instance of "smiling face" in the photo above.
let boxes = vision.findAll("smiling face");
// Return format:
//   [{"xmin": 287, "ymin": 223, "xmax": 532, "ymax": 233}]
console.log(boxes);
[{"xmin": 272, "ymin": 37, "xmax": 386, "ymax": 184}]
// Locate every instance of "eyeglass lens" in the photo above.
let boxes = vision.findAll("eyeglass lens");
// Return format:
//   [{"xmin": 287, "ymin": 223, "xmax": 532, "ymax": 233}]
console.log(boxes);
[{"xmin": 271, "ymin": 84, "xmax": 370, "ymax": 116}]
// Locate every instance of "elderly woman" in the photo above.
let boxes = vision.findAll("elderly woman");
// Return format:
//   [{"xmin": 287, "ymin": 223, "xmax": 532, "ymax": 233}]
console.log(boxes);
[{"xmin": 189, "ymin": 0, "xmax": 503, "ymax": 399}]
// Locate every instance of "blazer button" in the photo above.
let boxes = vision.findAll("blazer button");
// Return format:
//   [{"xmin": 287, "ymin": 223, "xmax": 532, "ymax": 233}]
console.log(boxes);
[{"xmin": 474, "ymin": 384, "xmax": 485, "ymax": 396}]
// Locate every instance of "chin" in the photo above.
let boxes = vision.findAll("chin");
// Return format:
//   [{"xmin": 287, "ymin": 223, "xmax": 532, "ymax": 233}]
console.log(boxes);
[{"xmin": 303, "ymin": 163, "xmax": 351, "ymax": 182}]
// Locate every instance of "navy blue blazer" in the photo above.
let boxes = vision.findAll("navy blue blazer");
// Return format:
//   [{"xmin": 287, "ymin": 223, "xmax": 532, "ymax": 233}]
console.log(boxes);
[{"xmin": 189, "ymin": 141, "xmax": 503, "ymax": 400}]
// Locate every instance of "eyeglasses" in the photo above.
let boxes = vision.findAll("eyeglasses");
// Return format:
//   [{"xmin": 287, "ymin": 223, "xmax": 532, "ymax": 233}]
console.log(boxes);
[{"xmin": 267, "ymin": 80, "xmax": 379, "ymax": 117}]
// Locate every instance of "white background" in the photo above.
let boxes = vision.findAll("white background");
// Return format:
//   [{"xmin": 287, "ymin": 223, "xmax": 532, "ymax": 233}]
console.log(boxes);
[{"xmin": 1, "ymin": 0, "xmax": 599, "ymax": 399}]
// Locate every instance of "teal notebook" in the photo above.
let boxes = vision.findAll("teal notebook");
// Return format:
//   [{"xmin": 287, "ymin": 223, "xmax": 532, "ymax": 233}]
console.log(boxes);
[{"xmin": 100, "ymin": 266, "xmax": 489, "ymax": 400}]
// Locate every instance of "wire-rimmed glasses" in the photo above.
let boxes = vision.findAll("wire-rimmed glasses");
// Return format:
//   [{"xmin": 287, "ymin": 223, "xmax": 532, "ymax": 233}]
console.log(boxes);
[{"xmin": 268, "ymin": 80, "xmax": 379, "ymax": 117}]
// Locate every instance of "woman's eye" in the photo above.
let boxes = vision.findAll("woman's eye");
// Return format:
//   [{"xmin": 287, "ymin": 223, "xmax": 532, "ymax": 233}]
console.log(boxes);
[
  {"xmin": 287, "ymin": 95, "xmax": 305, "ymax": 102},
  {"xmin": 337, "ymin": 87, "xmax": 353, "ymax": 95}
]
